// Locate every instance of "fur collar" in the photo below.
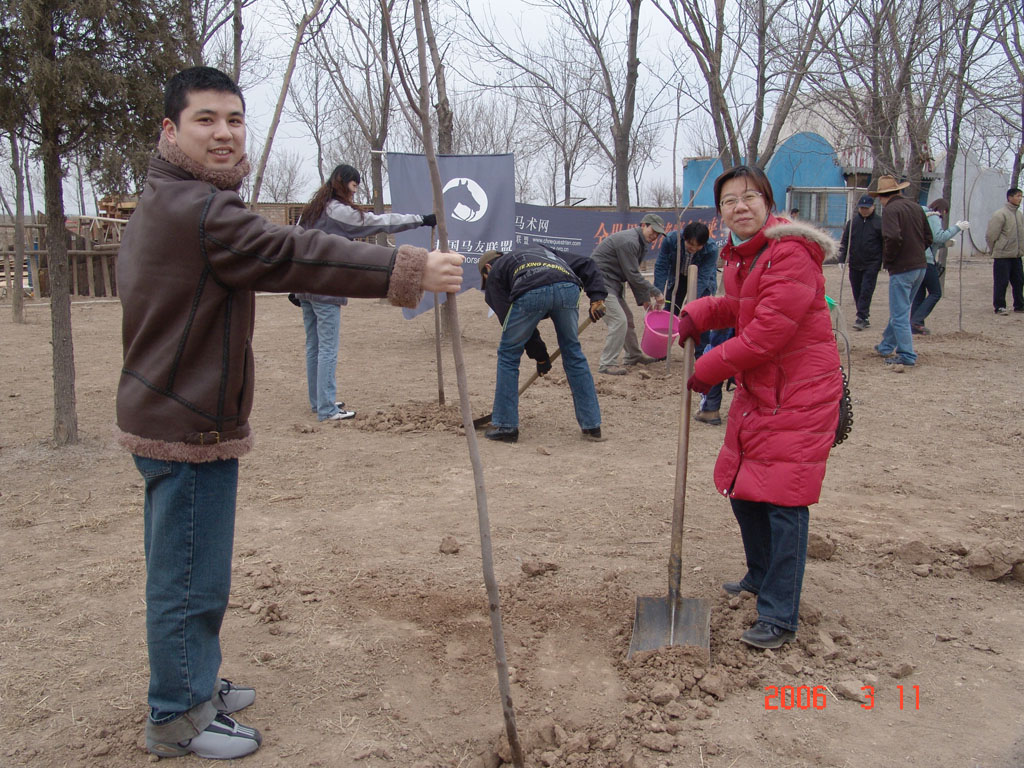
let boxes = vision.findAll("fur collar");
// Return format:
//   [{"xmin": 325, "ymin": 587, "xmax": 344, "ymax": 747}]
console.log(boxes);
[
  {"xmin": 157, "ymin": 134, "xmax": 250, "ymax": 191},
  {"xmin": 764, "ymin": 219, "xmax": 838, "ymax": 262}
]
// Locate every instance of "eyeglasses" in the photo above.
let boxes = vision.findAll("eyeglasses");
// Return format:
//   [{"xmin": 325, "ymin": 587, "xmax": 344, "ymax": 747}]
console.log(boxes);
[{"xmin": 719, "ymin": 191, "xmax": 763, "ymax": 210}]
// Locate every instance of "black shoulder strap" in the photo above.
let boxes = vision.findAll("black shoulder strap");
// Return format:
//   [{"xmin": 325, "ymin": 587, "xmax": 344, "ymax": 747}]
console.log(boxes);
[{"xmin": 747, "ymin": 242, "xmax": 771, "ymax": 273}]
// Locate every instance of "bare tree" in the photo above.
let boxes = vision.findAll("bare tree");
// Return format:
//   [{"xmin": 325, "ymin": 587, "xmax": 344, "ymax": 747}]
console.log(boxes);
[
  {"xmin": 938, "ymin": 0, "xmax": 999, "ymax": 204},
  {"xmin": 309, "ymin": 0, "xmax": 400, "ymax": 217},
  {"xmin": 249, "ymin": 0, "xmax": 328, "ymax": 207},
  {"xmin": 988, "ymin": 0, "xmax": 1024, "ymax": 185},
  {"xmin": 258, "ymin": 146, "xmax": 307, "ymax": 202},
  {"xmin": 802, "ymin": 0, "xmax": 940, "ymax": 190},
  {"xmin": 460, "ymin": 0, "xmax": 648, "ymax": 211},
  {"xmin": 286, "ymin": 60, "xmax": 336, "ymax": 184},
  {"xmin": 646, "ymin": 179, "xmax": 679, "ymax": 207},
  {"xmin": 652, "ymin": 0, "xmax": 838, "ymax": 169}
]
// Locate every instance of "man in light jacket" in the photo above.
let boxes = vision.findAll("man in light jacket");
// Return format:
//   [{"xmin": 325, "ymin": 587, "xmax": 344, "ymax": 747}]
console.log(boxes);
[{"xmin": 985, "ymin": 187, "xmax": 1024, "ymax": 314}]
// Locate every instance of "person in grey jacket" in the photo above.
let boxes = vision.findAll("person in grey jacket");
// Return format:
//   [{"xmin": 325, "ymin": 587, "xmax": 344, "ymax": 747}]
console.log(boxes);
[
  {"xmin": 590, "ymin": 214, "xmax": 665, "ymax": 374},
  {"xmin": 295, "ymin": 164, "xmax": 436, "ymax": 420},
  {"xmin": 910, "ymin": 198, "xmax": 968, "ymax": 334},
  {"xmin": 985, "ymin": 187, "xmax": 1024, "ymax": 314}
]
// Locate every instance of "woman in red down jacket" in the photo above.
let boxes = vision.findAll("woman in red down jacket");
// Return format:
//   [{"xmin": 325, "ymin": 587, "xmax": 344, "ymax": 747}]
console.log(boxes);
[{"xmin": 675, "ymin": 165, "xmax": 843, "ymax": 650}]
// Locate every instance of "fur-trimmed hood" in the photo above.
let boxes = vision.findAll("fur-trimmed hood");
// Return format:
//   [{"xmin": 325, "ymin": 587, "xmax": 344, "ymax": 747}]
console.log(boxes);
[{"xmin": 764, "ymin": 219, "xmax": 838, "ymax": 264}]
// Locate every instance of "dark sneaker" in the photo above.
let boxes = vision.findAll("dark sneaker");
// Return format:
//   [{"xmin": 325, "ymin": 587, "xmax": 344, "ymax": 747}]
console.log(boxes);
[
  {"xmin": 485, "ymin": 426, "xmax": 519, "ymax": 443},
  {"xmin": 149, "ymin": 713, "xmax": 262, "ymax": 759},
  {"xmin": 581, "ymin": 427, "xmax": 606, "ymax": 442},
  {"xmin": 740, "ymin": 621, "xmax": 796, "ymax": 649},
  {"xmin": 873, "ymin": 344, "xmax": 895, "ymax": 358},
  {"xmin": 214, "ymin": 679, "xmax": 255, "ymax": 714},
  {"xmin": 911, "ymin": 323, "xmax": 930, "ymax": 335},
  {"xmin": 694, "ymin": 410, "xmax": 722, "ymax": 426},
  {"xmin": 852, "ymin": 317, "xmax": 869, "ymax": 331},
  {"xmin": 995, "ymin": 307, "xmax": 1009, "ymax": 315},
  {"xmin": 884, "ymin": 357, "xmax": 914, "ymax": 369}
]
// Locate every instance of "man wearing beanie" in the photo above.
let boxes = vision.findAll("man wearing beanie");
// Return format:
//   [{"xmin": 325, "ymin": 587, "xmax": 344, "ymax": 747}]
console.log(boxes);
[{"xmin": 116, "ymin": 66, "xmax": 462, "ymax": 760}]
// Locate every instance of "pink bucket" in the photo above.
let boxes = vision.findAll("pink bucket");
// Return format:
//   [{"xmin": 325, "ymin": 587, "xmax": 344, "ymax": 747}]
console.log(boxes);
[{"xmin": 641, "ymin": 310, "xmax": 678, "ymax": 359}]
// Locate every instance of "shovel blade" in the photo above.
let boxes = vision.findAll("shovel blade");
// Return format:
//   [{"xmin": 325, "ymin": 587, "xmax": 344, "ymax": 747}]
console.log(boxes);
[{"xmin": 628, "ymin": 595, "xmax": 711, "ymax": 658}]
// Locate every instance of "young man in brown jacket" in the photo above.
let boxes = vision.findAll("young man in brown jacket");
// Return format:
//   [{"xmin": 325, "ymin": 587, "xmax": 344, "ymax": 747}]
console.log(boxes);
[{"xmin": 116, "ymin": 67, "xmax": 462, "ymax": 759}]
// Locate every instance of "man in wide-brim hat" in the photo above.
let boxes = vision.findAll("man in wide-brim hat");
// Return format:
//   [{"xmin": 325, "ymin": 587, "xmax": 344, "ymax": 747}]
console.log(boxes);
[{"xmin": 870, "ymin": 175, "xmax": 932, "ymax": 368}]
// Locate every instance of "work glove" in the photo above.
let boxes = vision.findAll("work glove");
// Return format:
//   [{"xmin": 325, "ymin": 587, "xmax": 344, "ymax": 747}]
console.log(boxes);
[
  {"xmin": 955, "ymin": 220, "xmax": 970, "ymax": 230},
  {"xmin": 687, "ymin": 372, "xmax": 713, "ymax": 394},
  {"xmin": 421, "ymin": 213, "xmax": 437, "ymax": 227},
  {"xmin": 287, "ymin": 293, "xmax": 301, "ymax": 307},
  {"xmin": 675, "ymin": 313, "xmax": 701, "ymax": 348},
  {"xmin": 589, "ymin": 299, "xmax": 607, "ymax": 322},
  {"xmin": 536, "ymin": 356, "xmax": 553, "ymax": 376}
]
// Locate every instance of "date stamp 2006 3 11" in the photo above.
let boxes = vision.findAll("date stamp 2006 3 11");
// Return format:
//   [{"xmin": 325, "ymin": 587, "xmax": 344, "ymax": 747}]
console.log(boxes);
[{"xmin": 764, "ymin": 685, "xmax": 920, "ymax": 711}]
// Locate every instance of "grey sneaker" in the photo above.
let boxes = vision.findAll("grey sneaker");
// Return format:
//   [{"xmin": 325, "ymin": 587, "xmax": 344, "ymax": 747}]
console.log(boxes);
[
  {"xmin": 149, "ymin": 713, "xmax": 261, "ymax": 759},
  {"xmin": 852, "ymin": 317, "xmax": 869, "ymax": 331},
  {"xmin": 598, "ymin": 365, "xmax": 628, "ymax": 376},
  {"xmin": 214, "ymin": 679, "xmax": 255, "ymax": 714}
]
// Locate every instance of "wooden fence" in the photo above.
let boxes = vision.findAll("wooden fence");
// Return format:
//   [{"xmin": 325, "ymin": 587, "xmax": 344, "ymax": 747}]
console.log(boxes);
[{"xmin": 1, "ymin": 217, "xmax": 126, "ymax": 300}]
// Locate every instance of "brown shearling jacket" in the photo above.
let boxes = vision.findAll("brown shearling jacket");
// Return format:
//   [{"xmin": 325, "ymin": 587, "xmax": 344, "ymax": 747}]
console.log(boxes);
[{"xmin": 116, "ymin": 157, "xmax": 427, "ymax": 462}]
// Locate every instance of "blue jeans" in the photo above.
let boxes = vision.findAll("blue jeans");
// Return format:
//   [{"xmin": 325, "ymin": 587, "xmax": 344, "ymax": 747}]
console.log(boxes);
[
  {"xmin": 134, "ymin": 456, "xmax": 237, "ymax": 730},
  {"xmin": 492, "ymin": 282, "xmax": 601, "ymax": 430},
  {"xmin": 878, "ymin": 267, "xmax": 926, "ymax": 364},
  {"xmin": 731, "ymin": 498, "xmax": 809, "ymax": 632},
  {"xmin": 699, "ymin": 327, "xmax": 733, "ymax": 412},
  {"xmin": 301, "ymin": 300, "xmax": 342, "ymax": 419},
  {"xmin": 910, "ymin": 262, "xmax": 941, "ymax": 326}
]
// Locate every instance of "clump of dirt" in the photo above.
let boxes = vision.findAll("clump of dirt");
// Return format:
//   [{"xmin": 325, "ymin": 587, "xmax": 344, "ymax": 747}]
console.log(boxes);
[{"xmin": 356, "ymin": 401, "xmax": 466, "ymax": 435}]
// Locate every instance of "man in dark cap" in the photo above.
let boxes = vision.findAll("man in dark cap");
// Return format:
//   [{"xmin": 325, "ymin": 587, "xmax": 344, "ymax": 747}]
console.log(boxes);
[
  {"xmin": 590, "ymin": 214, "xmax": 665, "ymax": 374},
  {"xmin": 839, "ymin": 193, "xmax": 884, "ymax": 331}
]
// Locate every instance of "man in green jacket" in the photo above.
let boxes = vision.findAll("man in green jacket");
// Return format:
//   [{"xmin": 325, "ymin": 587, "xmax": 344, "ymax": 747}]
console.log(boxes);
[{"xmin": 985, "ymin": 187, "xmax": 1024, "ymax": 314}]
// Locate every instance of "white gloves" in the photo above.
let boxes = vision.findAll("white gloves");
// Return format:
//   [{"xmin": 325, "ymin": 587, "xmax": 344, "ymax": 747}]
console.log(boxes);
[{"xmin": 955, "ymin": 220, "xmax": 970, "ymax": 230}]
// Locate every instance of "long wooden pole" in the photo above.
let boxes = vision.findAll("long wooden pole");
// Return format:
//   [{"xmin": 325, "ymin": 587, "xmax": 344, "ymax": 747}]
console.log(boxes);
[{"xmin": 409, "ymin": 1, "xmax": 523, "ymax": 764}]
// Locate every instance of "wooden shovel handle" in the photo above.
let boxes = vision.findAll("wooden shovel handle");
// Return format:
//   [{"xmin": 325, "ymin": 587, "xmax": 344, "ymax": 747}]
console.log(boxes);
[{"xmin": 668, "ymin": 265, "xmax": 699, "ymax": 605}]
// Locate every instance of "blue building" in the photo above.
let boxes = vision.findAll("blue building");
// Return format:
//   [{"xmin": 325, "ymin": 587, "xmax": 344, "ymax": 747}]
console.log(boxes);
[{"xmin": 682, "ymin": 132, "xmax": 846, "ymax": 209}]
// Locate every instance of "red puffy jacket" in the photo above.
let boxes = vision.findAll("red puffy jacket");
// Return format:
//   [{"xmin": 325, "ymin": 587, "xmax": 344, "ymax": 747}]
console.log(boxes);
[{"xmin": 685, "ymin": 217, "xmax": 842, "ymax": 507}]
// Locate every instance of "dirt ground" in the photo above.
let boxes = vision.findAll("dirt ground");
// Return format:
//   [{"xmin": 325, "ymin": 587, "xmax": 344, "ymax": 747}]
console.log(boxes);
[{"xmin": 2, "ymin": 257, "xmax": 1023, "ymax": 768}]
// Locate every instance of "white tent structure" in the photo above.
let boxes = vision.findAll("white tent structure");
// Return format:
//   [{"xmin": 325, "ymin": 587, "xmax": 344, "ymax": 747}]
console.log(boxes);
[{"xmin": 927, "ymin": 151, "xmax": 1009, "ymax": 256}]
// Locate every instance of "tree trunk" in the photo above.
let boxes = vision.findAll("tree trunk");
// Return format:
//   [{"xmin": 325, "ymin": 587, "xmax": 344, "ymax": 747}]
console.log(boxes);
[
  {"xmin": 41, "ymin": 122, "xmax": 79, "ymax": 445},
  {"xmin": 422, "ymin": 0, "xmax": 453, "ymax": 155},
  {"xmin": 612, "ymin": 0, "xmax": 642, "ymax": 213},
  {"xmin": 9, "ymin": 132, "xmax": 26, "ymax": 323},
  {"xmin": 232, "ymin": 0, "xmax": 243, "ymax": 84}
]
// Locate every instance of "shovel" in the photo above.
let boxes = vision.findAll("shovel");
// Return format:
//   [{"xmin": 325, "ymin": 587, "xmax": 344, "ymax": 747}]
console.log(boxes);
[
  {"xmin": 473, "ymin": 316, "xmax": 594, "ymax": 428},
  {"xmin": 628, "ymin": 265, "xmax": 711, "ymax": 657}
]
